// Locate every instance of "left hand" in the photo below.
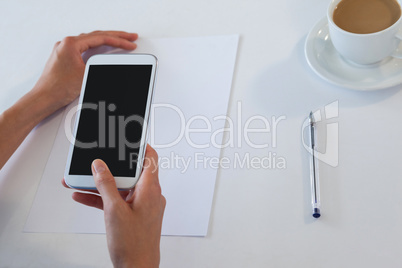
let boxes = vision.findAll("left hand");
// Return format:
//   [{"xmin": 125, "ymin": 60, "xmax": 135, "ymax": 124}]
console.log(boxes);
[{"xmin": 32, "ymin": 31, "xmax": 138, "ymax": 114}]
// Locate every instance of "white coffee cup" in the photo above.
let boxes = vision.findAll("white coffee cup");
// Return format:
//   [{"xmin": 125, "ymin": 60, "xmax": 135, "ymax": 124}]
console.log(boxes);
[{"xmin": 327, "ymin": 0, "xmax": 402, "ymax": 65}]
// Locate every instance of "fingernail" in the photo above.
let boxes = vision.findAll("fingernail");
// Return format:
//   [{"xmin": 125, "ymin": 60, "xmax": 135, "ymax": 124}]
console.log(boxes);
[{"xmin": 92, "ymin": 159, "xmax": 106, "ymax": 174}]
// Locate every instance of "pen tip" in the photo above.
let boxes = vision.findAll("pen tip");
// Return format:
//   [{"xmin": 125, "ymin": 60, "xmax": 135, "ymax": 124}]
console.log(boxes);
[{"xmin": 312, "ymin": 208, "xmax": 321, "ymax": 218}]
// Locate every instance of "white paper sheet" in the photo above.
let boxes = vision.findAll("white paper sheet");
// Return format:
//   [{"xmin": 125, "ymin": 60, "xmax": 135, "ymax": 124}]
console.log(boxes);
[{"xmin": 24, "ymin": 35, "xmax": 239, "ymax": 236}]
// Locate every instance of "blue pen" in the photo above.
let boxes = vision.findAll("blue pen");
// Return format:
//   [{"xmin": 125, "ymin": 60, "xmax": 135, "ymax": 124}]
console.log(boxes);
[{"xmin": 309, "ymin": 112, "xmax": 321, "ymax": 218}]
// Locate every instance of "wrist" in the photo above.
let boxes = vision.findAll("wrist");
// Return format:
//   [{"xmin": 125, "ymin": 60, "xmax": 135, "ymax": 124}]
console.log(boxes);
[
  {"xmin": 0, "ymin": 88, "xmax": 60, "ymax": 168},
  {"xmin": 31, "ymin": 82, "xmax": 67, "ymax": 114},
  {"xmin": 6, "ymin": 89, "xmax": 59, "ymax": 131}
]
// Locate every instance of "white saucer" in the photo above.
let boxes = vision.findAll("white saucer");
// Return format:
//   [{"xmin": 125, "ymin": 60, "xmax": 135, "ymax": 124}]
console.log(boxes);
[{"xmin": 305, "ymin": 17, "xmax": 402, "ymax": 91}]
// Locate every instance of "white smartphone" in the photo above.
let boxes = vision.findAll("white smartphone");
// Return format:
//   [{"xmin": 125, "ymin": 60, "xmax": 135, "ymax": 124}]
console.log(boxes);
[{"xmin": 64, "ymin": 54, "xmax": 157, "ymax": 190}]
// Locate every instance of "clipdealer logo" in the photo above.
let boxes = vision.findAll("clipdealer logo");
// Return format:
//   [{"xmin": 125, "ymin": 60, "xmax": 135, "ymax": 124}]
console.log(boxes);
[
  {"xmin": 64, "ymin": 101, "xmax": 289, "ymax": 171},
  {"xmin": 64, "ymin": 101, "xmax": 146, "ymax": 161},
  {"xmin": 302, "ymin": 101, "xmax": 339, "ymax": 167}
]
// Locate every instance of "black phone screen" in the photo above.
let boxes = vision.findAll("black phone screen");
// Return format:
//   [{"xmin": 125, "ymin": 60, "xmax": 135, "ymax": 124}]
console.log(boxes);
[{"xmin": 69, "ymin": 64, "xmax": 153, "ymax": 177}]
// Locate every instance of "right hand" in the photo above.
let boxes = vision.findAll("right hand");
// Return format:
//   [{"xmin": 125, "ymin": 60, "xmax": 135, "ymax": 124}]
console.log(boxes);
[{"xmin": 66, "ymin": 145, "xmax": 166, "ymax": 268}]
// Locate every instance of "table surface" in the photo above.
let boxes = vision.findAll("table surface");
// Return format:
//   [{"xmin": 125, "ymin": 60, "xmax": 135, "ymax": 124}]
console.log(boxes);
[{"xmin": 1, "ymin": 0, "xmax": 402, "ymax": 267}]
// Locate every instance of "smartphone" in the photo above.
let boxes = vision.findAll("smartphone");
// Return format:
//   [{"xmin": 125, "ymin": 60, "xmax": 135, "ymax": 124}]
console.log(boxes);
[{"xmin": 64, "ymin": 54, "xmax": 157, "ymax": 190}]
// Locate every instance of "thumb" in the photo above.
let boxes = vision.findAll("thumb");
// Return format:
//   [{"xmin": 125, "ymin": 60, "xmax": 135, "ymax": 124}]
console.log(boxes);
[{"xmin": 91, "ymin": 159, "xmax": 121, "ymax": 204}]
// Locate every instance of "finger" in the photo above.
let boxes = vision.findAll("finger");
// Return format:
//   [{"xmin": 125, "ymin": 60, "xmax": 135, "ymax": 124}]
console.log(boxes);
[
  {"xmin": 76, "ymin": 34, "xmax": 137, "ymax": 53},
  {"xmin": 72, "ymin": 192, "xmax": 104, "ymax": 210},
  {"xmin": 141, "ymin": 144, "xmax": 159, "ymax": 182},
  {"xmin": 86, "ymin": 31, "xmax": 138, "ymax": 41},
  {"xmin": 78, "ymin": 31, "xmax": 138, "ymax": 41},
  {"xmin": 92, "ymin": 159, "xmax": 123, "ymax": 205},
  {"xmin": 53, "ymin": 41, "xmax": 61, "ymax": 49},
  {"xmin": 132, "ymin": 144, "xmax": 160, "ymax": 195},
  {"xmin": 127, "ymin": 145, "xmax": 161, "ymax": 204}
]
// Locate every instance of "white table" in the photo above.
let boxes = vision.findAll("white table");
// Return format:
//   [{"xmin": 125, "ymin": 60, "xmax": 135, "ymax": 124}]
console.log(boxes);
[{"xmin": 2, "ymin": 0, "xmax": 402, "ymax": 267}]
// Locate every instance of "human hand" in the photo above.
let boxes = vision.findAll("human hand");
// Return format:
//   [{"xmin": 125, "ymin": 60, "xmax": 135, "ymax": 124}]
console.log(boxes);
[
  {"xmin": 32, "ymin": 30, "xmax": 138, "ymax": 115},
  {"xmin": 63, "ymin": 145, "xmax": 166, "ymax": 268}
]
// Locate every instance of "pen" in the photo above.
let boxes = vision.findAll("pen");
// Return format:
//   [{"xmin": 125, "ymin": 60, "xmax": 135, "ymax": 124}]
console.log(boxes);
[{"xmin": 309, "ymin": 112, "xmax": 321, "ymax": 218}]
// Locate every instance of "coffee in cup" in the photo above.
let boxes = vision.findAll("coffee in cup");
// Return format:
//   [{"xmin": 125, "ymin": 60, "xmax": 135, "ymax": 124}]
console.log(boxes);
[
  {"xmin": 328, "ymin": 0, "xmax": 402, "ymax": 65},
  {"xmin": 333, "ymin": 0, "xmax": 401, "ymax": 34}
]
